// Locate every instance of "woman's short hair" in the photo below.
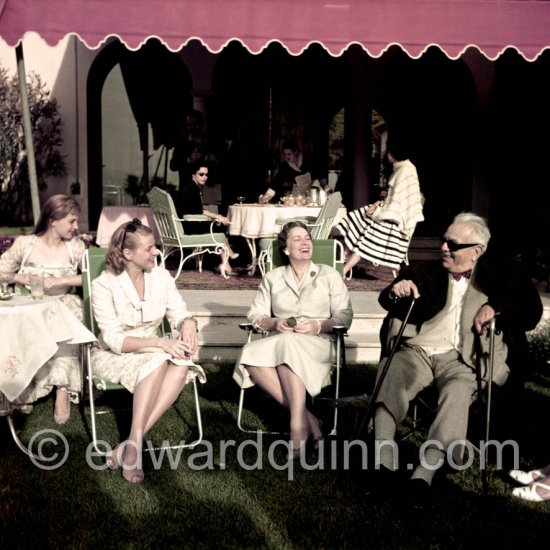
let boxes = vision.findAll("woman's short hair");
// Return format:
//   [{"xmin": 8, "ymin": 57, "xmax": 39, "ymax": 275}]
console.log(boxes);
[
  {"xmin": 33, "ymin": 194, "xmax": 81, "ymax": 236},
  {"xmin": 452, "ymin": 212, "xmax": 491, "ymax": 248},
  {"xmin": 105, "ymin": 218, "xmax": 153, "ymax": 275},
  {"xmin": 277, "ymin": 221, "xmax": 310, "ymax": 262},
  {"xmin": 188, "ymin": 158, "xmax": 209, "ymax": 176},
  {"xmin": 281, "ymin": 139, "xmax": 299, "ymax": 153}
]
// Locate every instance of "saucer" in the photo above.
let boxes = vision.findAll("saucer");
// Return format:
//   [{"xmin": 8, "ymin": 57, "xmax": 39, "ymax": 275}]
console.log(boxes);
[{"xmin": 0, "ymin": 293, "xmax": 12, "ymax": 301}]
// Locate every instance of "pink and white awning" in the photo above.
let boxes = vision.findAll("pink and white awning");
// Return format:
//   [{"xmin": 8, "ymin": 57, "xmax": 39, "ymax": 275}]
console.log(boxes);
[{"xmin": 1, "ymin": 0, "xmax": 549, "ymax": 60}]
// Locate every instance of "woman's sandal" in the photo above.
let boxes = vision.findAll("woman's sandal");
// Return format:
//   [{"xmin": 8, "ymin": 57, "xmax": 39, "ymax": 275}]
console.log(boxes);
[
  {"xmin": 512, "ymin": 481, "xmax": 550, "ymax": 502},
  {"xmin": 215, "ymin": 265, "xmax": 236, "ymax": 276},
  {"xmin": 287, "ymin": 442, "xmax": 307, "ymax": 461},
  {"xmin": 105, "ymin": 445, "xmax": 124, "ymax": 470},
  {"xmin": 508, "ymin": 469, "xmax": 545, "ymax": 485},
  {"xmin": 122, "ymin": 467, "xmax": 144, "ymax": 484},
  {"xmin": 311, "ymin": 436, "xmax": 324, "ymax": 451}
]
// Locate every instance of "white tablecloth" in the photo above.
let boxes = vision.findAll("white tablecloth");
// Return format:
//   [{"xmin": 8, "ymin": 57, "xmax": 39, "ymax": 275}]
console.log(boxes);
[
  {"xmin": 0, "ymin": 296, "xmax": 96, "ymax": 401},
  {"xmin": 228, "ymin": 204, "xmax": 346, "ymax": 238},
  {"xmin": 96, "ymin": 205, "xmax": 161, "ymax": 247}
]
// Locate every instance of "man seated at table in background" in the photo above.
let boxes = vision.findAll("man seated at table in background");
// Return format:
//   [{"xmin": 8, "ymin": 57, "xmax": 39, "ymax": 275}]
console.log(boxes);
[
  {"xmin": 369, "ymin": 212, "xmax": 542, "ymax": 505},
  {"xmin": 258, "ymin": 138, "xmax": 317, "ymax": 204}
]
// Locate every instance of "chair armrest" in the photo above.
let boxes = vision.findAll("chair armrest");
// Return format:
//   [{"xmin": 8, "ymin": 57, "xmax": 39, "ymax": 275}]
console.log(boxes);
[
  {"xmin": 331, "ymin": 325, "xmax": 348, "ymax": 336},
  {"xmin": 182, "ymin": 214, "xmax": 211, "ymax": 222},
  {"xmin": 239, "ymin": 322, "xmax": 269, "ymax": 339}
]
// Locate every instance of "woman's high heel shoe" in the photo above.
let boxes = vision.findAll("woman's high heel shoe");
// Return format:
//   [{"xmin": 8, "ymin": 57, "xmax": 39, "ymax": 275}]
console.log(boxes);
[
  {"xmin": 287, "ymin": 441, "xmax": 307, "ymax": 461},
  {"xmin": 215, "ymin": 265, "xmax": 236, "ymax": 276},
  {"xmin": 106, "ymin": 445, "xmax": 124, "ymax": 470},
  {"xmin": 512, "ymin": 481, "xmax": 550, "ymax": 502},
  {"xmin": 54, "ymin": 393, "xmax": 71, "ymax": 425},
  {"xmin": 508, "ymin": 469, "xmax": 545, "ymax": 485}
]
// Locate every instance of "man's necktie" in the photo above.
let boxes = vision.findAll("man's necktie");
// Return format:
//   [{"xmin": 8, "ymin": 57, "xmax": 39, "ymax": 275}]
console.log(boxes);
[{"xmin": 451, "ymin": 269, "xmax": 472, "ymax": 281}]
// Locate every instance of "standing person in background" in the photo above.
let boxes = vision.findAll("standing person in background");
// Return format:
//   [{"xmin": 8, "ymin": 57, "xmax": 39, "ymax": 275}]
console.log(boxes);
[
  {"xmin": 336, "ymin": 138, "xmax": 424, "ymax": 276},
  {"xmin": 258, "ymin": 139, "xmax": 315, "ymax": 204},
  {"xmin": 0, "ymin": 194, "xmax": 85, "ymax": 424}
]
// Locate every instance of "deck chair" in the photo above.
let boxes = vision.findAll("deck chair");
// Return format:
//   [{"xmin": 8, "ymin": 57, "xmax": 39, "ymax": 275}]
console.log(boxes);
[
  {"xmin": 147, "ymin": 186, "xmax": 228, "ymax": 279},
  {"xmin": 81, "ymin": 247, "xmax": 203, "ymax": 454},
  {"xmin": 237, "ymin": 238, "xmax": 348, "ymax": 437},
  {"xmin": 257, "ymin": 191, "xmax": 343, "ymax": 275}
]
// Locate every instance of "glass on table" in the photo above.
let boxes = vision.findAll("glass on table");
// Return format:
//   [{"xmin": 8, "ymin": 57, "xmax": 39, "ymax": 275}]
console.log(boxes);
[
  {"xmin": 236, "ymin": 196, "xmax": 246, "ymax": 204},
  {"xmin": 0, "ymin": 273, "xmax": 11, "ymax": 295},
  {"xmin": 29, "ymin": 270, "xmax": 45, "ymax": 299}
]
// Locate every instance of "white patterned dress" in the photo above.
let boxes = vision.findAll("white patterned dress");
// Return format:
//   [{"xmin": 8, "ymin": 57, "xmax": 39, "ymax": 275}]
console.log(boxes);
[{"xmin": 0, "ymin": 235, "xmax": 86, "ymax": 404}]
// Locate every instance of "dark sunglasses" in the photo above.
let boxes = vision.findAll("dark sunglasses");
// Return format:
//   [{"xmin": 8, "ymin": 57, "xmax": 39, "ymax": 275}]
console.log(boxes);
[
  {"xmin": 122, "ymin": 218, "xmax": 142, "ymax": 248},
  {"xmin": 441, "ymin": 238, "xmax": 480, "ymax": 252},
  {"xmin": 196, "ymin": 172, "xmax": 208, "ymax": 177}
]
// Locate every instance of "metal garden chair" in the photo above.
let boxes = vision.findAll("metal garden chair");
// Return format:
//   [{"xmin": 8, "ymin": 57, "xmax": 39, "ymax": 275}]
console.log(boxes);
[
  {"xmin": 257, "ymin": 191, "xmax": 343, "ymax": 275},
  {"xmin": 147, "ymin": 186, "xmax": 228, "ymax": 279}
]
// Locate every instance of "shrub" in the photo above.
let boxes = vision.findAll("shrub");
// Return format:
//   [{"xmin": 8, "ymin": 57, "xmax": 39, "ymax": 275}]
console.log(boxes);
[
  {"xmin": 0, "ymin": 67, "xmax": 66, "ymax": 225},
  {"xmin": 527, "ymin": 319, "xmax": 550, "ymax": 365}
]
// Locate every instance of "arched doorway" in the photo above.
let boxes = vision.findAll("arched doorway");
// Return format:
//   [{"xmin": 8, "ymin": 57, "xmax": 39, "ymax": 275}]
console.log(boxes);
[{"xmin": 87, "ymin": 38, "xmax": 192, "ymax": 228}]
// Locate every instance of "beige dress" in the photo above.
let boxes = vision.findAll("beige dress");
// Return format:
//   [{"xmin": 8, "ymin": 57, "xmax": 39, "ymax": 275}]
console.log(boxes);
[
  {"xmin": 0, "ymin": 235, "xmax": 85, "ymax": 404},
  {"xmin": 91, "ymin": 266, "xmax": 206, "ymax": 392},
  {"xmin": 233, "ymin": 262, "xmax": 353, "ymax": 397}
]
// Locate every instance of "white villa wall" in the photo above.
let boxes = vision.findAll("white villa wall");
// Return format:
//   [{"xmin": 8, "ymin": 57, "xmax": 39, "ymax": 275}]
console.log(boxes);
[{"xmin": 0, "ymin": 33, "xmax": 175, "ymax": 230}]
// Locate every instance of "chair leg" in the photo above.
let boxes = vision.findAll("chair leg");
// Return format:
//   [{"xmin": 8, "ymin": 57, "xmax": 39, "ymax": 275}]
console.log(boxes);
[
  {"xmin": 145, "ymin": 378, "xmax": 203, "ymax": 451},
  {"xmin": 326, "ymin": 331, "xmax": 345, "ymax": 437},
  {"xmin": 85, "ymin": 343, "xmax": 104, "ymax": 455},
  {"xmin": 84, "ymin": 344, "xmax": 203, "ymax": 454},
  {"xmin": 237, "ymin": 386, "xmax": 287, "ymax": 435}
]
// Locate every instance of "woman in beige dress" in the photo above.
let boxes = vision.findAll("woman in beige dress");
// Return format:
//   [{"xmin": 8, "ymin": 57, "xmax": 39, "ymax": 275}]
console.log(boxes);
[
  {"xmin": 91, "ymin": 219, "xmax": 205, "ymax": 484},
  {"xmin": 233, "ymin": 221, "xmax": 353, "ymax": 457},
  {"xmin": 0, "ymin": 194, "xmax": 84, "ymax": 424}
]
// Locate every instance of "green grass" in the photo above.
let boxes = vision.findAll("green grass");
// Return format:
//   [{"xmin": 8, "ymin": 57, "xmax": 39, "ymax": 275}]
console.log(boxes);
[{"xmin": 1, "ymin": 360, "xmax": 550, "ymax": 549}]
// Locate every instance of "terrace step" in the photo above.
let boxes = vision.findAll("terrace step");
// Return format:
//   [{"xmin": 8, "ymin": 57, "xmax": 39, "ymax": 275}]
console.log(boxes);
[{"xmin": 183, "ymin": 289, "xmax": 550, "ymax": 365}]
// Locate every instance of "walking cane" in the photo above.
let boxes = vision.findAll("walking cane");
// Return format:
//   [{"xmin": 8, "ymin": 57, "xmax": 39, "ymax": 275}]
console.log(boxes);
[
  {"xmin": 356, "ymin": 295, "xmax": 416, "ymax": 437},
  {"xmin": 474, "ymin": 316, "xmax": 497, "ymax": 496}
]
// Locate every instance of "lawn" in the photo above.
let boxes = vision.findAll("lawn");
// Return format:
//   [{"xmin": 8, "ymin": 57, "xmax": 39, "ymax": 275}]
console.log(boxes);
[{"xmin": 1, "ymin": 359, "xmax": 550, "ymax": 550}]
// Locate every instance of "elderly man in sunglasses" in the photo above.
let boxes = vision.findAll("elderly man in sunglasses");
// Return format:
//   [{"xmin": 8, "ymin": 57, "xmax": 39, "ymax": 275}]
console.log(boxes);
[{"xmin": 369, "ymin": 212, "xmax": 542, "ymax": 504}]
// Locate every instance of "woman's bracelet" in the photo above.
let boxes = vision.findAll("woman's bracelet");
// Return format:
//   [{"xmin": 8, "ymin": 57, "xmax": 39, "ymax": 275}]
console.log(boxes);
[{"xmin": 313, "ymin": 319, "xmax": 322, "ymax": 336}]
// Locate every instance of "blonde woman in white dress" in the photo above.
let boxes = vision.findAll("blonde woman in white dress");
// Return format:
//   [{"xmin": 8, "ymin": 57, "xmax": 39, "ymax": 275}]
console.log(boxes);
[
  {"xmin": 91, "ymin": 219, "xmax": 205, "ymax": 483},
  {"xmin": 0, "ymin": 194, "xmax": 84, "ymax": 424},
  {"xmin": 234, "ymin": 222, "xmax": 353, "ymax": 458}
]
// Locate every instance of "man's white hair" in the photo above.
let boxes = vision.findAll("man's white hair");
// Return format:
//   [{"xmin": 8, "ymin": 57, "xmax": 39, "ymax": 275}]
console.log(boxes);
[{"xmin": 452, "ymin": 212, "xmax": 491, "ymax": 248}]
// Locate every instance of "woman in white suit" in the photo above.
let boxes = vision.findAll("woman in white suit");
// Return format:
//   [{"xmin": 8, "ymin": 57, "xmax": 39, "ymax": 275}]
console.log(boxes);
[
  {"xmin": 233, "ymin": 222, "xmax": 353, "ymax": 458},
  {"xmin": 91, "ymin": 219, "xmax": 205, "ymax": 483}
]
